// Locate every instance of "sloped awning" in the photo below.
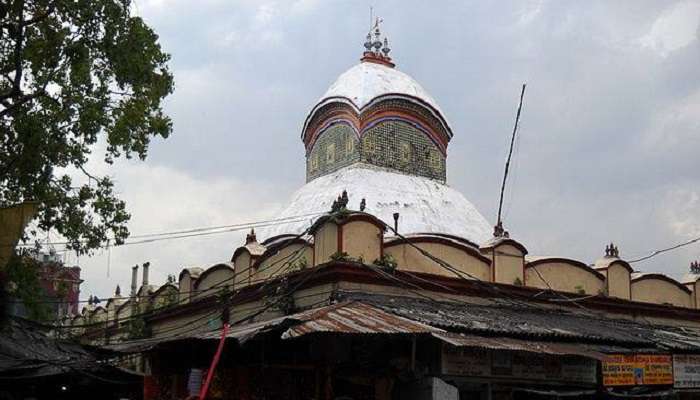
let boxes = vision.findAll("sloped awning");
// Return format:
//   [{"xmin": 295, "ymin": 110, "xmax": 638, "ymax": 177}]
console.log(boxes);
[
  {"xmin": 432, "ymin": 332, "xmax": 611, "ymax": 360},
  {"xmin": 280, "ymin": 301, "xmax": 443, "ymax": 339}
]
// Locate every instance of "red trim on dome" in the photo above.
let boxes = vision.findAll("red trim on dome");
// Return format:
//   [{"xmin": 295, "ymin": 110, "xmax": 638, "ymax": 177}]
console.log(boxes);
[
  {"xmin": 303, "ymin": 105, "xmax": 449, "ymax": 156},
  {"xmin": 361, "ymin": 51, "xmax": 395, "ymax": 68}
]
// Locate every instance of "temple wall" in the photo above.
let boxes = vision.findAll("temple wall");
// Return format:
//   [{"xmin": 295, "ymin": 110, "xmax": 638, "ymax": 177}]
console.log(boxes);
[
  {"xmin": 631, "ymin": 278, "xmax": 691, "ymax": 308},
  {"xmin": 314, "ymin": 223, "xmax": 339, "ymax": 265},
  {"xmin": 606, "ymin": 263, "xmax": 631, "ymax": 299},
  {"xmin": 525, "ymin": 262, "xmax": 605, "ymax": 295},
  {"xmin": 491, "ymin": 244, "xmax": 524, "ymax": 286},
  {"xmin": 342, "ymin": 221, "xmax": 382, "ymax": 263},
  {"xmin": 234, "ymin": 252, "xmax": 252, "ymax": 287},
  {"xmin": 253, "ymin": 244, "xmax": 313, "ymax": 283},
  {"xmin": 386, "ymin": 242, "xmax": 490, "ymax": 281}
]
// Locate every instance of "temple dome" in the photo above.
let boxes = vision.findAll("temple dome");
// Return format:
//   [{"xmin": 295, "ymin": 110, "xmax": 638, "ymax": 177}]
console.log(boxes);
[
  {"xmin": 257, "ymin": 164, "xmax": 492, "ymax": 244},
  {"xmin": 322, "ymin": 62, "xmax": 442, "ymax": 114},
  {"xmin": 303, "ymin": 61, "xmax": 451, "ymax": 140}
]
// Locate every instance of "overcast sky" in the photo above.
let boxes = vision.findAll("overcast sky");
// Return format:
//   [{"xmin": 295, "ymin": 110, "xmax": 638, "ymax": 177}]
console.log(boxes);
[{"xmin": 70, "ymin": 0, "xmax": 700, "ymax": 300}]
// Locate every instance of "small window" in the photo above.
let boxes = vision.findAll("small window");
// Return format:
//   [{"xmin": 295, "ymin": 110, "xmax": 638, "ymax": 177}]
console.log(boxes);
[
  {"xmin": 326, "ymin": 143, "xmax": 335, "ymax": 163},
  {"xmin": 345, "ymin": 137, "xmax": 354, "ymax": 154},
  {"xmin": 400, "ymin": 142, "xmax": 412, "ymax": 163}
]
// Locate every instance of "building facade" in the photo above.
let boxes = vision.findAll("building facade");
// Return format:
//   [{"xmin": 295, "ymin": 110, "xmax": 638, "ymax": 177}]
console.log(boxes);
[{"xmin": 69, "ymin": 25, "xmax": 700, "ymax": 400}]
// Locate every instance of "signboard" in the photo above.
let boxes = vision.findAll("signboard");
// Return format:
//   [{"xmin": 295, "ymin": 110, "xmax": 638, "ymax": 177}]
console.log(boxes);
[
  {"xmin": 674, "ymin": 354, "xmax": 700, "ymax": 388},
  {"xmin": 441, "ymin": 345, "xmax": 597, "ymax": 384},
  {"xmin": 602, "ymin": 355, "xmax": 673, "ymax": 387}
]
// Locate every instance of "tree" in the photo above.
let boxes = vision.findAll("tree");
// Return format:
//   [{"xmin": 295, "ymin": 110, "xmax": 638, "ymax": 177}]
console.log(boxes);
[{"xmin": 0, "ymin": 0, "xmax": 173, "ymax": 254}]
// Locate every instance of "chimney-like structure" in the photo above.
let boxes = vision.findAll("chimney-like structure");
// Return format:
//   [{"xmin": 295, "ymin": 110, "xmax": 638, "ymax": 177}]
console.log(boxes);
[
  {"xmin": 142, "ymin": 261, "xmax": 150, "ymax": 287},
  {"xmin": 131, "ymin": 265, "xmax": 139, "ymax": 296}
]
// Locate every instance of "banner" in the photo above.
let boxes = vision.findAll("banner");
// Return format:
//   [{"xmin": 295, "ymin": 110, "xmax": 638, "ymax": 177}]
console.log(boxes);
[
  {"xmin": 442, "ymin": 346, "xmax": 596, "ymax": 384},
  {"xmin": 674, "ymin": 354, "xmax": 700, "ymax": 388},
  {"xmin": 602, "ymin": 354, "xmax": 672, "ymax": 386}
]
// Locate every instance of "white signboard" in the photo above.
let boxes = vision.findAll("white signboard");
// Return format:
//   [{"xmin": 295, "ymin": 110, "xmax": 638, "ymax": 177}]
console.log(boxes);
[{"xmin": 674, "ymin": 354, "xmax": 700, "ymax": 388}]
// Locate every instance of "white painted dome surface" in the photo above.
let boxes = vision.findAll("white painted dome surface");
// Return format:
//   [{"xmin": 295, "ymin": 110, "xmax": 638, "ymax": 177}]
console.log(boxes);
[
  {"xmin": 320, "ymin": 62, "xmax": 443, "ymax": 113},
  {"xmin": 257, "ymin": 164, "xmax": 492, "ymax": 244}
]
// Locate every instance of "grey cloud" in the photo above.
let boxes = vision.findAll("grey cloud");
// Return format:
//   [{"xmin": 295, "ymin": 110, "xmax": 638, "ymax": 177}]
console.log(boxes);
[{"xmin": 78, "ymin": 0, "xmax": 699, "ymax": 298}]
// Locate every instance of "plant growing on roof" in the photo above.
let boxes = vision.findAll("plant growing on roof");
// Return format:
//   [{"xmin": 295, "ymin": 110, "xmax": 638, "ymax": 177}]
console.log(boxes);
[
  {"xmin": 513, "ymin": 277, "xmax": 523, "ymax": 286},
  {"xmin": 329, "ymin": 251, "xmax": 351, "ymax": 262},
  {"xmin": 373, "ymin": 254, "xmax": 397, "ymax": 271},
  {"xmin": 0, "ymin": 0, "xmax": 173, "ymax": 255}
]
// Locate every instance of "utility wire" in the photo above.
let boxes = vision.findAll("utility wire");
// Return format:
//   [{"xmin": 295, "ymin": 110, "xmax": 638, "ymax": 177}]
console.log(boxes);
[
  {"xmin": 628, "ymin": 236, "xmax": 700, "ymax": 264},
  {"xmin": 495, "ymin": 83, "xmax": 526, "ymax": 233}
]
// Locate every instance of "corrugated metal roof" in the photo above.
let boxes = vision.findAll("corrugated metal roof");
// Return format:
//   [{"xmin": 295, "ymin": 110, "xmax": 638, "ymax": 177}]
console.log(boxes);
[
  {"xmin": 106, "ymin": 292, "xmax": 700, "ymax": 356},
  {"xmin": 281, "ymin": 302, "xmax": 442, "ymax": 339},
  {"xmin": 433, "ymin": 332, "xmax": 611, "ymax": 360}
]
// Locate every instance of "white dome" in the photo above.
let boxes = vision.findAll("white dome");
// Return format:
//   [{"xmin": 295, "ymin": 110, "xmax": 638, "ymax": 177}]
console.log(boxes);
[
  {"xmin": 257, "ymin": 164, "xmax": 492, "ymax": 244},
  {"xmin": 321, "ymin": 62, "xmax": 444, "ymax": 114}
]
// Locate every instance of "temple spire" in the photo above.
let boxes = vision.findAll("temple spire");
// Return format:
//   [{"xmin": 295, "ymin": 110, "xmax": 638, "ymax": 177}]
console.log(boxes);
[{"xmin": 361, "ymin": 17, "xmax": 395, "ymax": 68}]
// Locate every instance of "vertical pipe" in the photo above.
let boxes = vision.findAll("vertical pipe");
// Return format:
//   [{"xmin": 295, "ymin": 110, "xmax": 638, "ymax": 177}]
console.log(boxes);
[
  {"xmin": 142, "ymin": 262, "xmax": 150, "ymax": 287},
  {"xmin": 130, "ymin": 265, "xmax": 139, "ymax": 297}
]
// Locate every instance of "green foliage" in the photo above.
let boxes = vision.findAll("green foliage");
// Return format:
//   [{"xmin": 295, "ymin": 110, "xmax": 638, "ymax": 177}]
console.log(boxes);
[
  {"xmin": 290, "ymin": 256, "xmax": 308, "ymax": 271},
  {"xmin": 126, "ymin": 316, "xmax": 147, "ymax": 339},
  {"xmin": 0, "ymin": 0, "xmax": 174, "ymax": 254},
  {"xmin": 4, "ymin": 251, "xmax": 50, "ymax": 321},
  {"xmin": 329, "ymin": 251, "xmax": 351, "ymax": 262},
  {"xmin": 373, "ymin": 254, "xmax": 397, "ymax": 271},
  {"xmin": 513, "ymin": 277, "xmax": 523, "ymax": 286},
  {"xmin": 575, "ymin": 285, "xmax": 586, "ymax": 295}
]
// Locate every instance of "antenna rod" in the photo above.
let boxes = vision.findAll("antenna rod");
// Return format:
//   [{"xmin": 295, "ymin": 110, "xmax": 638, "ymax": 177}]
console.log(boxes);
[{"xmin": 495, "ymin": 83, "xmax": 527, "ymax": 236}]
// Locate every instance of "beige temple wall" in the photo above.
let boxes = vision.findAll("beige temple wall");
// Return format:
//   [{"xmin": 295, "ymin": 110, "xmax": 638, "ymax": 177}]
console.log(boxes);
[
  {"xmin": 91, "ymin": 309, "xmax": 107, "ymax": 324},
  {"xmin": 115, "ymin": 301, "xmax": 133, "ymax": 323},
  {"xmin": 386, "ymin": 242, "xmax": 490, "ymax": 281},
  {"xmin": 525, "ymin": 262, "xmax": 605, "ymax": 295},
  {"xmin": 195, "ymin": 267, "xmax": 234, "ymax": 299},
  {"xmin": 253, "ymin": 244, "xmax": 313, "ymax": 283},
  {"xmin": 342, "ymin": 221, "xmax": 382, "ymax": 263},
  {"xmin": 491, "ymin": 244, "xmax": 524, "ymax": 286},
  {"xmin": 179, "ymin": 274, "xmax": 193, "ymax": 303},
  {"xmin": 631, "ymin": 278, "xmax": 692, "ymax": 308},
  {"xmin": 606, "ymin": 263, "xmax": 631, "ymax": 299},
  {"xmin": 233, "ymin": 252, "xmax": 252, "ymax": 287},
  {"xmin": 151, "ymin": 310, "xmax": 219, "ymax": 337},
  {"xmin": 314, "ymin": 223, "xmax": 338, "ymax": 265},
  {"xmin": 153, "ymin": 287, "xmax": 178, "ymax": 309},
  {"xmin": 684, "ymin": 281, "xmax": 699, "ymax": 309}
]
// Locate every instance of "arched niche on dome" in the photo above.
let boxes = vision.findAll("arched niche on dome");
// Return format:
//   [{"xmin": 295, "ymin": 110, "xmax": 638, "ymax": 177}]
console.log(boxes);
[
  {"xmin": 525, "ymin": 257, "xmax": 605, "ymax": 295},
  {"xmin": 194, "ymin": 263, "xmax": 234, "ymax": 299},
  {"xmin": 384, "ymin": 234, "xmax": 491, "ymax": 281},
  {"xmin": 631, "ymin": 273, "xmax": 692, "ymax": 308},
  {"xmin": 306, "ymin": 121, "xmax": 359, "ymax": 181},
  {"xmin": 252, "ymin": 236, "xmax": 313, "ymax": 284},
  {"xmin": 360, "ymin": 117, "xmax": 445, "ymax": 181}
]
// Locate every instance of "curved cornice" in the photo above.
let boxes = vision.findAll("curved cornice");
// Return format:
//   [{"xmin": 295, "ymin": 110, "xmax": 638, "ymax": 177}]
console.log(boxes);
[
  {"xmin": 526, "ymin": 257, "xmax": 606, "ymax": 281},
  {"xmin": 194, "ymin": 263, "xmax": 235, "ymax": 290},
  {"xmin": 631, "ymin": 273, "xmax": 692, "ymax": 294},
  {"xmin": 384, "ymin": 234, "xmax": 491, "ymax": 264},
  {"xmin": 302, "ymin": 94, "xmax": 452, "ymax": 152}
]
